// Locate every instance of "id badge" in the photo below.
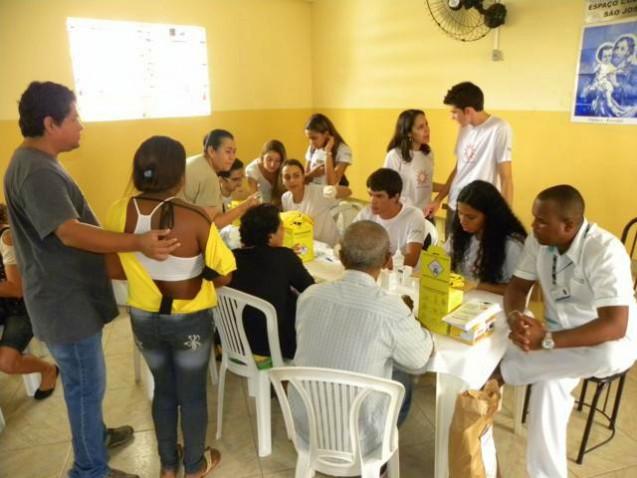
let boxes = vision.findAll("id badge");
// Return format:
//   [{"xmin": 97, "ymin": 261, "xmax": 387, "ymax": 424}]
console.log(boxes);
[{"xmin": 550, "ymin": 286, "xmax": 570, "ymax": 302}]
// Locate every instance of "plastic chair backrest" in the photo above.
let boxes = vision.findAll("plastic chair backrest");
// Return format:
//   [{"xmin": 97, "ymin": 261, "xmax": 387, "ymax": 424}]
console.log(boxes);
[
  {"xmin": 423, "ymin": 218, "xmax": 439, "ymax": 250},
  {"xmin": 621, "ymin": 217, "xmax": 637, "ymax": 292},
  {"xmin": 214, "ymin": 287, "xmax": 284, "ymax": 375},
  {"xmin": 331, "ymin": 201, "xmax": 363, "ymax": 236},
  {"xmin": 269, "ymin": 366, "xmax": 404, "ymax": 474}
]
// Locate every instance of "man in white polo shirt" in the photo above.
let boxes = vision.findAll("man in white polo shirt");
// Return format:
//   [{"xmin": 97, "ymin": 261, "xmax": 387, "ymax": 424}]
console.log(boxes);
[
  {"xmin": 499, "ymin": 185, "xmax": 636, "ymax": 478},
  {"xmin": 354, "ymin": 168, "xmax": 428, "ymax": 268},
  {"xmin": 426, "ymin": 82, "xmax": 513, "ymax": 236}
]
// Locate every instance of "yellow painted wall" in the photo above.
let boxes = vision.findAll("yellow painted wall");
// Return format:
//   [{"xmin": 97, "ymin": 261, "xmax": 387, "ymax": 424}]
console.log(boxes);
[
  {"xmin": 0, "ymin": 0, "xmax": 313, "ymax": 219},
  {"xmin": 310, "ymin": 0, "xmax": 637, "ymax": 238},
  {"xmin": 1, "ymin": 0, "xmax": 635, "ymax": 237}
]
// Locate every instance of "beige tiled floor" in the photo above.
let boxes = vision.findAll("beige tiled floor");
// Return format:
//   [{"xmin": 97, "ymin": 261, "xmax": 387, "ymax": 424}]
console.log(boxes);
[{"xmin": 1, "ymin": 314, "xmax": 635, "ymax": 478}]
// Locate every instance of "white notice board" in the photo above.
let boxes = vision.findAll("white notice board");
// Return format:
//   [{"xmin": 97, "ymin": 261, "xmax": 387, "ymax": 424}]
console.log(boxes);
[{"xmin": 67, "ymin": 18, "xmax": 211, "ymax": 122}]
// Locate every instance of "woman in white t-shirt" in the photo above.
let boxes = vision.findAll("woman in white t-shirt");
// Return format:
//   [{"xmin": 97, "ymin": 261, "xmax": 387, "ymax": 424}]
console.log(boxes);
[
  {"xmin": 447, "ymin": 180, "xmax": 526, "ymax": 295},
  {"xmin": 384, "ymin": 109, "xmax": 438, "ymax": 213},
  {"xmin": 304, "ymin": 114, "xmax": 353, "ymax": 186},
  {"xmin": 245, "ymin": 139, "xmax": 286, "ymax": 207},
  {"xmin": 281, "ymin": 159, "xmax": 351, "ymax": 246}
]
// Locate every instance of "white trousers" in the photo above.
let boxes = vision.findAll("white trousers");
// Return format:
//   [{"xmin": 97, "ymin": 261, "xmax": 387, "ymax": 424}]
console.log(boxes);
[{"xmin": 501, "ymin": 339, "xmax": 636, "ymax": 478}]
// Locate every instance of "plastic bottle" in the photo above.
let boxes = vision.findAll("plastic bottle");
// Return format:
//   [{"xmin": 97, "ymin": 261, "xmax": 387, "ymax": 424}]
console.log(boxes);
[
  {"xmin": 393, "ymin": 249, "xmax": 405, "ymax": 273},
  {"xmin": 389, "ymin": 249, "xmax": 404, "ymax": 291}
]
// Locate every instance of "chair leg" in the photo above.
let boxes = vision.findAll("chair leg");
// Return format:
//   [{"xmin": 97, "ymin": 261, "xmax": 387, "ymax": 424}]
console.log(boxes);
[
  {"xmin": 609, "ymin": 374, "xmax": 627, "ymax": 430},
  {"xmin": 248, "ymin": 376, "xmax": 256, "ymax": 397},
  {"xmin": 577, "ymin": 379, "xmax": 589, "ymax": 412},
  {"xmin": 387, "ymin": 449, "xmax": 400, "ymax": 477},
  {"xmin": 294, "ymin": 451, "xmax": 314, "ymax": 478},
  {"xmin": 361, "ymin": 464, "xmax": 382, "ymax": 478},
  {"xmin": 522, "ymin": 385, "xmax": 532, "ymax": 424},
  {"xmin": 216, "ymin": 361, "xmax": 227, "ymax": 440},
  {"xmin": 255, "ymin": 371, "xmax": 272, "ymax": 457},
  {"xmin": 209, "ymin": 348, "xmax": 218, "ymax": 386},
  {"xmin": 21, "ymin": 372, "xmax": 41, "ymax": 397},
  {"xmin": 577, "ymin": 381, "xmax": 605, "ymax": 464}
]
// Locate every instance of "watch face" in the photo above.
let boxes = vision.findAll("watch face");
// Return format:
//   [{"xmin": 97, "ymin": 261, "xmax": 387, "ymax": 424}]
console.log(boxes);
[{"xmin": 542, "ymin": 338, "xmax": 555, "ymax": 350}]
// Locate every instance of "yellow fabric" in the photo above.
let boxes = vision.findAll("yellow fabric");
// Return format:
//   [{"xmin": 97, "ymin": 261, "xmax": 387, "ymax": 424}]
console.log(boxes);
[{"xmin": 105, "ymin": 197, "xmax": 236, "ymax": 313}]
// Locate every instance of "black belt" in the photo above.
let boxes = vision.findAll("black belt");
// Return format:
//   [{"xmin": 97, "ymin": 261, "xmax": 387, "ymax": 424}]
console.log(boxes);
[{"xmin": 159, "ymin": 266, "xmax": 221, "ymax": 314}]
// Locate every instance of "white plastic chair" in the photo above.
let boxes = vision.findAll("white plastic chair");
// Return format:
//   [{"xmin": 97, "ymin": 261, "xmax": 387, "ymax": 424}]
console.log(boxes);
[
  {"xmin": 331, "ymin": 201, "xmax": 363, "ymax": 237},
  {"xmin": 269, "ymin": 366, "xmax": 404, "ymax": 478},
  {"xmin": 423, "ymin": 217, "xmax": 439, "ymax": 249},
  {"xmin": 111, "ymin": 280, "xmax": 219, "ymax": 401},
  {"xmin": 213, "ymin": 286, "xmax": 284, "ymax": 457}
]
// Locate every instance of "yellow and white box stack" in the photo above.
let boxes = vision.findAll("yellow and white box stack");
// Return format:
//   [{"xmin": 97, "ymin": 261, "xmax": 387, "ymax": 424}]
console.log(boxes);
[
  {"xmin": 280, "ymin": 211, "xmax": 315, "ymax": 263},
  {"xmin": 443, "ymin": 300, "xmax": 501, "ymax": 345},
  {"xmin": 418, "ymin": 245, "xmax": 464, "ymax": 335}
]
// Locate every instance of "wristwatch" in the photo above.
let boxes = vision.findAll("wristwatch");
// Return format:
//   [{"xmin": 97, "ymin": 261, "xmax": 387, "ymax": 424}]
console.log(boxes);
[{"xmin": 542, "ymin": 331, "xmax": 555, "ymax": 350}]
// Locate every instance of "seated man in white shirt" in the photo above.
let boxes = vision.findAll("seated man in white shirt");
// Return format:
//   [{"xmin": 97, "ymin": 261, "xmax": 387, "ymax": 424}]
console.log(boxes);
[
  {"xmin": 498, "ymin": 185, "xmax": 637, "ymax": 478},
  {"xmin": 293, "ymin": 220, "xmax": 434, "ymax": 455},
  {"xmin": 354, "ymin": 168, "xmax": 428, "ymax": 268}
]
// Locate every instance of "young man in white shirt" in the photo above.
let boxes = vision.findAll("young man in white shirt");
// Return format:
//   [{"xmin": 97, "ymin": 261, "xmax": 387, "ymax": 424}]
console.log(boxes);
[
  {"xmin": 293, "ymin": 221, "xmax": 433, "ymax": 454},
  {"xmin": 498, "ymin": 185, "xmax": 636, "ymax": 478},
  {"xmin": 425, "ymin": 82, "xmax": 513, "ymax": 237},
  {"xmin": 354, "ymin": 168, "xmax": 428, "ymax": 268}
]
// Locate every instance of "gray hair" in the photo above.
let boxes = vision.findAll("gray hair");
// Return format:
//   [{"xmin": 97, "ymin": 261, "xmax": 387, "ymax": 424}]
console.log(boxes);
[{"xmin": 340, "ymin": 221, "xmax": 390, "ymax": 271}]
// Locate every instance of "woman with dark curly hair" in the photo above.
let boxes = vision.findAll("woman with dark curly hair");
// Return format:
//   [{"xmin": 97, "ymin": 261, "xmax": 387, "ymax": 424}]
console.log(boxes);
[
  {"xmin": 230, "ymin": 204, "xmax": 315, "ymax": 359},
  {"xmin": 448, "ymin": 180, "xmax": 526, "ymax": 295}
]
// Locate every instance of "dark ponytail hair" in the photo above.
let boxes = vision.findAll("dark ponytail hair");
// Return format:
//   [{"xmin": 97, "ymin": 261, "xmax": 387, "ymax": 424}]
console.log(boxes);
[
  {"xmin": 203, "ymin": 129, "xmax": 234, "ymax": 153},
  {"xmin": 386, "ymin": 109, "xmax": 431, "ymax": 163},
  {"xmin": 133, "ymin": 136, "xmax": 186, "ymax": 193}
]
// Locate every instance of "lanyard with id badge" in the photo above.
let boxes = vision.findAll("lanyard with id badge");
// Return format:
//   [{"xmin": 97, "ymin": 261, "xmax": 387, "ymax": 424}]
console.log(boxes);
[
  {"xmin": 549, "ymin": 223, "xmax": 591, "ymax": 302},
  {"xmin": 550, "ymin": 253, "xmax": 572, "ymax": 301}
]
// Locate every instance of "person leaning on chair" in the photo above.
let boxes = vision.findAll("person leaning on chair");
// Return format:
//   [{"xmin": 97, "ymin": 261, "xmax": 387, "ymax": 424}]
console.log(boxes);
[
  {"xmin": 495, "ymin": 184, "xmax": 637, "ymax": 478},
  {"xmin": 292, "ymin": 220, "xmax": 434, "ymax": 455}
]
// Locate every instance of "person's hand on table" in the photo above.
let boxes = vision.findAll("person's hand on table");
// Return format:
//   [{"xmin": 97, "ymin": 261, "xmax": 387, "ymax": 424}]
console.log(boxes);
[{"xmin": 509, "ymin": 314, "xmax": 545, "ymax": 352}]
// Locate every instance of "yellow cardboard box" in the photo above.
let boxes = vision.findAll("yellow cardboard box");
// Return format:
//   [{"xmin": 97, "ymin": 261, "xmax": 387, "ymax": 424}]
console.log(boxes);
[
  {"xmin": 280, "ymin": 211, "xmax": 314, "ymax": 263},
  {"xmin": 418, "ymin": 245, "xmax": 464, "ymax": 335}
]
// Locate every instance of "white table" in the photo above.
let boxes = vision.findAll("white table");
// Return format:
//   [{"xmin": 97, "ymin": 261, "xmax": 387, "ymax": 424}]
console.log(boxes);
[{"xmin": 304, "ymin": 255, "xmax": 512, "ymax": 478}]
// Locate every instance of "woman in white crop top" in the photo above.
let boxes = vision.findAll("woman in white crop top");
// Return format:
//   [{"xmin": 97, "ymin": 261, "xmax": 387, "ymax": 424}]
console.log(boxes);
[{"xmin": 106, "ymin": 136, "xmax": 236, "ymax": 478}]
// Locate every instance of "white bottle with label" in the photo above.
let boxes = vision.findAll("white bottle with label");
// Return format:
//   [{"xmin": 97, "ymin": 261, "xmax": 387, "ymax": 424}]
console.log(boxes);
[{"xmin": 389, "ymin": 249, "xmax": 405, "ymax": 291}]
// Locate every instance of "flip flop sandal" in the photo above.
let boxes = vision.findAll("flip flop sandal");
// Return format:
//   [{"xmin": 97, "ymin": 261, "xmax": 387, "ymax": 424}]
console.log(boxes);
[{"xmin": 198, "ymin": 447, "xmax": 221, "ymax": 477}]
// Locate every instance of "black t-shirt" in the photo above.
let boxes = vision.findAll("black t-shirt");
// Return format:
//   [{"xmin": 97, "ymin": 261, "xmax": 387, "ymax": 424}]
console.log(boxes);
[
  {"xmin": 4, "ymin": 147, "xmax": 118, "ymax": 345},
  {"xmin": 230, "ymin": 245, "xmax": 314, "ymax": 359}
]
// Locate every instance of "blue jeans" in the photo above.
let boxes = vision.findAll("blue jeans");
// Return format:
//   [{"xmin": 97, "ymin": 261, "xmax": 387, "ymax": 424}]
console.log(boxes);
[
  {"xmin": 130, "ymin": 308, "xmax": 213, "ymax": 474},
  {"xmin": 48, "ymin": 331, "xmax": 109, "ymax": 478},
  {"xmin": 392, "ymin": 369, "xmax": 413, "ymax": 427}
]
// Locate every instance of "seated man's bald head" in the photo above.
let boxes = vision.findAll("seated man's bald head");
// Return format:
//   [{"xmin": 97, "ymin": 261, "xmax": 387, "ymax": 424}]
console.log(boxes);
[{"xmin": 340, "ymin": 221, "xmax": 390, "ymax": 272}]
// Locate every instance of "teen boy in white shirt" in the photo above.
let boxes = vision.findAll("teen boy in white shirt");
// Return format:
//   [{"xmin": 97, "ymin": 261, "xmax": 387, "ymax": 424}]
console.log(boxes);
[
  {"xmin": 498, "ymin": 185, "xmax": 636, "ymax": 478},
  {"xmin": 354, "ymin": 168, "xmax": 428, "ymax": 268},
  {"xmin": 425, "ymin": 82, "xmax": 513, "ymax": 236}
]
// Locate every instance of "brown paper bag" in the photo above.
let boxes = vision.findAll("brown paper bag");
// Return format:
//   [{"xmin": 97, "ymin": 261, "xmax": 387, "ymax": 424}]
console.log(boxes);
[{"xmin": 449, "ymin": 379, "xmax": 501, "ymax": 478}]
